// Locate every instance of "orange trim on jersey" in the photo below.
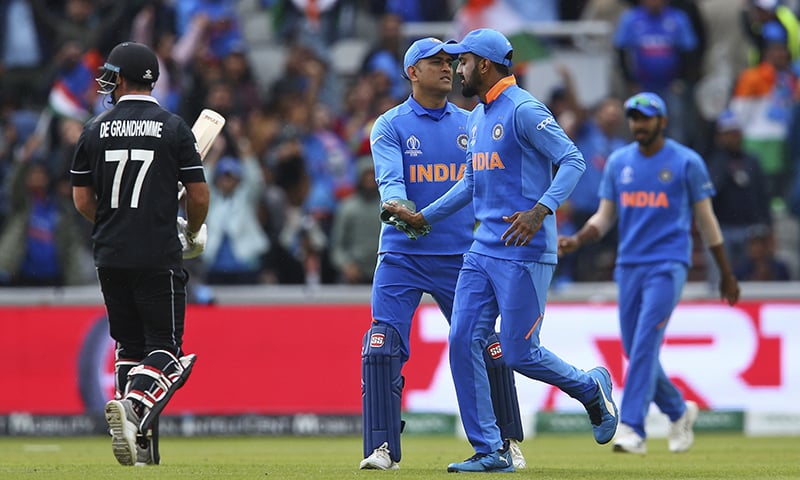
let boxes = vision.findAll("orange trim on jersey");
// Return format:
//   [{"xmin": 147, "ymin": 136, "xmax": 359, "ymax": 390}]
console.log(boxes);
[
  {"xmin": 525, "ymin": 313, "xmax": 544, "ymax": 340},
  {"xmin": 485, "ymin": 75, "xmax": 517, "ymax": 104}
]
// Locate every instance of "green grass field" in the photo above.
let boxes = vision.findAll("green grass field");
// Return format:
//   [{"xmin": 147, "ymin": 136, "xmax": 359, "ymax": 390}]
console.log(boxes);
[{"xmin": 1, "ymin": 433, "xmax": 798, "ymax": 479}]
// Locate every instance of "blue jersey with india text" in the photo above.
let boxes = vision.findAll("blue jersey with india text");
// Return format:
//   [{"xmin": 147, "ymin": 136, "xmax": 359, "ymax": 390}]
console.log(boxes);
[
  {"xmin": 371, "ymin": 95, "xmax": 474, "ymax": 255},
  {"xmin": 423, "ymin": 76, "xmax": 585, "ymax": 264},
  {"xmin": 599, "ymin": 138, "xmax": 715, "ymax": 266}
]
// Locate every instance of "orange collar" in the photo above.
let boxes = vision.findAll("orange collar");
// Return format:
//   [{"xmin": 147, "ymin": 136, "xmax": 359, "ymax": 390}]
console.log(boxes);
[{"xmin": 484, "ymin": 75, "xmax": 517, "ymax": 104}]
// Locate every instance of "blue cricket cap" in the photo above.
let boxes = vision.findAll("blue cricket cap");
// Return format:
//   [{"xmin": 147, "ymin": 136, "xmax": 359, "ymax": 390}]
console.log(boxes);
[
  {"xmin": 442, "ymin": 28, "xmax": 513, "ymax": 67},
  {"xmin": 402, "ymin": 37, "xmax": 450, "ymax": 79},
  {"xmin": 624, "ymin": 92, "xmax": 667, "ymax": 117},
  {"xmin": 215, "ymin": 156, "xmax": 243, "ymax": 179},
  {"xmin": 367, "ymin": 51, "xmax": 397, "ymax": 78},
  {"xmin": 762, "ymin": 21, "xmax": 788, "ymax": 44},
  {"xmin": 716, "ymin": 109, "xmax": 742, "ymax": 132}
]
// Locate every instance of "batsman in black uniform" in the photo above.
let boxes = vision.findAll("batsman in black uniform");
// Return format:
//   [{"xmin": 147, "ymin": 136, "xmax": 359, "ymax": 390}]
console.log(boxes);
[{"xmin": 71, "ymin": 41, "xmax": 210, "ymax": 466}]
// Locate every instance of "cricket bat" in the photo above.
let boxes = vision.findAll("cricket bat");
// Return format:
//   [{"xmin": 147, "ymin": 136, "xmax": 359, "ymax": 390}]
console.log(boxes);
[
  {"xmin": 179, "ymin": 109, "xmax": 226, "ymax": 199},
  {"xmin": 192, "ymin": 108, "xmax": 226, "ymax": 160}
]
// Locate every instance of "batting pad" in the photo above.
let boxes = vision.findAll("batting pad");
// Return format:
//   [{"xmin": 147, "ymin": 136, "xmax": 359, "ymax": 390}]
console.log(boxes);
[
  {"xmin": 125, "ymin": 350, "xmax": 196, "ymax": 433},
  {"xmin": 114, "ymin": 355, "xmax": 140, "ymax": 400},
  {"xmin": 362, "ymin": 324, "xmax": 404, "ymax": 462},
  {"xmin": 484, "ymin": 332, "xmax": 524, "ymax": 442}
]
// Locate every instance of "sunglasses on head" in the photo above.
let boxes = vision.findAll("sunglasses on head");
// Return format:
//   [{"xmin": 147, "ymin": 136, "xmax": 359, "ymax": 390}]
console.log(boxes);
[{"xmin": 624, "ymin": 95, "xmax": 657, "ymax": 110}]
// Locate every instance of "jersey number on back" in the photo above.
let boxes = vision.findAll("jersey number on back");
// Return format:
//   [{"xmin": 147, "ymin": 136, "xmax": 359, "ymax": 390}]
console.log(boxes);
[{"xmin": 105, "ymin": 149, "xmax": 154, "ymax": 208}]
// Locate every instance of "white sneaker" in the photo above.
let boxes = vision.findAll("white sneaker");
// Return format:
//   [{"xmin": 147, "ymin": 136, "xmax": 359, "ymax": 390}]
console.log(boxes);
[
  {"xmin": 613, "ymin": 423, "xmax": 647, "ymax": 454},
  {"xmin": 359, "ymin": 442, "xmax": 399, "ymax": 470},
  {"xmin": 105, "ymin": 399, "xmax": 140, "ymax": 466},
  {"xmin": 507, "ymin": 439, "xmax": 526, "ymax": 469},
  {"xmin": 668, "ymin": 400, "xmax": 699, "ymax": 453}
]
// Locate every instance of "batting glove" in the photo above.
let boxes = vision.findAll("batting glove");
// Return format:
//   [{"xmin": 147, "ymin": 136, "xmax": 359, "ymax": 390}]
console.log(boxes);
[{"xmin": 177, "ymin": 217, "xmax": 208, "ymax": 259}]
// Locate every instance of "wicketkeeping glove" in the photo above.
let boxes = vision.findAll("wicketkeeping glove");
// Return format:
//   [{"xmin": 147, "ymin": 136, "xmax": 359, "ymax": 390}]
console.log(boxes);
[
  {"xmin": 177, "ymin": 217, "xmax": 208, "ymax": 259},
  {"xmin": 380, "ymin": 199, "xmax": 431, "ymax": 240}
]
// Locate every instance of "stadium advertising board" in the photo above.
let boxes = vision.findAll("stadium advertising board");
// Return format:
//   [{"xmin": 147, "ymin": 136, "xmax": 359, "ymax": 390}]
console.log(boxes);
[{"xmin": 2, "ymin": 302, "xmax": 797, "ymax": 418}]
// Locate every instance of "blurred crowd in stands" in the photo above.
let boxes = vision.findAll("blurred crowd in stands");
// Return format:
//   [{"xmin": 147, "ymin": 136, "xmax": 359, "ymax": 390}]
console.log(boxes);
[{"xmin": 1, "ymin": 0, "xmax": 800, "ymax": 300}]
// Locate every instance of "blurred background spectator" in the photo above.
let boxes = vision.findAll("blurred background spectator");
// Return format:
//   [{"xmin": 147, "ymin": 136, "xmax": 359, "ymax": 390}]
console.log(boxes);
[
  {"xmin": 729, "ymin": 20, "xmax": 797, "ymax": 205},
  {"xmin": 0, "ymin": 0, "xmax": 47, "ymax": 108},
  {"xmin": 201, "ymin": 122, "xmax": 270, "ymax": 285},
  {"xmin": 705, "ymin": 109, "xmax": 774, "ymax": 285},
  {"xmin": 175, "ymin": 0, "xmax": 245, "ymax": 62},
  {"xmin": 734, "ymin": 225, "xmax": 791, "ymax": 280},
  {"xmin": 329, "ymin": 155, "xmax": 380, "ymax": 284},
  {"xmin": 613, "ymin": 0, "xmax": 701, "ymax": 146},
  {"xmin": 0, "ymin": 157, "xmax": 89, "ymax": 286},
  {"xmin": 741, "ymin": 0, "xmax": 800, "ymax": 66}
]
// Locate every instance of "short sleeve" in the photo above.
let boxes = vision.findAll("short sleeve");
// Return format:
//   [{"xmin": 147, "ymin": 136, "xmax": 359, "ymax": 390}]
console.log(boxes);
[{"xmin": 177, "ymin": 119, "xmax": 206, "ymax": 184}]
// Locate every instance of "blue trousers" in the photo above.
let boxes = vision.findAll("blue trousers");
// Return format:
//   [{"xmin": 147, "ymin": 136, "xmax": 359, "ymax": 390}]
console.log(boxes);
[
  {"xmin": 615, "ymin": 261, "xmax": 688, "ymax": 438},
  {"xmin": 449, "ymin": 252, "xmax": 596, "ymax": 453},
  {"xmin": 371, "ymin": 252, "xmax": 464, "ymax": 361}
]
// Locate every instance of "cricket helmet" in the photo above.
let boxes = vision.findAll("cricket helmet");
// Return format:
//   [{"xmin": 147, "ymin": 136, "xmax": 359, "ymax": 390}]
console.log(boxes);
[{"xmin": 96, "ymin": 42, "xmax": 159, "ymax": 95}]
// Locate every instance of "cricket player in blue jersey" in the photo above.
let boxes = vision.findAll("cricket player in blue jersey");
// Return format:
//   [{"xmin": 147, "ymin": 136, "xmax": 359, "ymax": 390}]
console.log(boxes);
[
  {"xmin": 559, "ymin": 92, "xmax": 741, "ymax": 454},
  {"xmin": 384, "ymin": 29, "xmax": 619, "ymax": 473},
  {"xmin": 360, "ymin": 37, "xmax": 527, "ymax": 471}
]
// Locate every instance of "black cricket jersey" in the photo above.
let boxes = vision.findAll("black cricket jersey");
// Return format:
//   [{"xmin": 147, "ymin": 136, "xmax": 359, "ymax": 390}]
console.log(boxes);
[{"xmin": 71, "ymin": 95, "xmax": 206, "ymax": 269}]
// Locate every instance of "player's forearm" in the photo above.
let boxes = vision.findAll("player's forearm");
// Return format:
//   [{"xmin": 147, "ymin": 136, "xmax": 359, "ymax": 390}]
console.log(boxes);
[
  {"xmin": 541, "ymin": 159, "xmax": 583, "ymax": 214},
  {"xmin": 72, "ymin": 187, "xmax": 97, "ymax": 223},
  {"xmin": 420, "ymin": 178, "xmax": 472, "ymax": 225},
  {"xmin": 77, "ymin": 204, "xmax": 96, "ymax": 223},
  {"xmin": 572, "ymin": 200, "xmax": 615, "ymax": 247},
  {"xmin": 708, "ymin": 243, "xmax": 735, "ymax": 277},
  {"xmin": 184, "ymin": 183, "xmax": 210, "ymax": 233},
  {"xmin": 574, "ymin": 223, "xmax": 601, "ymax": 247},
  {"xmin": 694, "ymin": 197, "xmax": 724, "ymax": 246}
]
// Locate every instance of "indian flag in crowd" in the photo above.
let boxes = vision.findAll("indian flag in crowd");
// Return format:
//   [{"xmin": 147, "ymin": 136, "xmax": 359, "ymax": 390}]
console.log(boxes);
[{"xmin": 48, "ymin": 49, "xmax": 103, "ymax": 121}]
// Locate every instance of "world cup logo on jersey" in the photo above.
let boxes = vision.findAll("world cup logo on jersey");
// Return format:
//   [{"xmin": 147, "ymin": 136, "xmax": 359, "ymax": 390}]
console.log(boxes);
[
  {"xmin": 621, "ymin": 165, "xmax": 634, "ymax": 185},
  {"xmin": 404, "ymin": 135, "xmax": 422, "ymax": 157}
]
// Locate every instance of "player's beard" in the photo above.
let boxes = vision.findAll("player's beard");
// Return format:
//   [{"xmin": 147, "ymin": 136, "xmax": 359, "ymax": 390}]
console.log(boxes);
[
  {"xmin": 111, "ymin": 87, "xmax": 123, "ymax": 105},
  {"xmin": 109, "ymin": 77, "xmax": 124, "ymax": 106},
  {"xmin": 636, "ymin": 124, "xmax": 662, "ymax": 148},
  {"xmin": 460, "ymin": 68, "xmax": 480, "ymax": 98}
]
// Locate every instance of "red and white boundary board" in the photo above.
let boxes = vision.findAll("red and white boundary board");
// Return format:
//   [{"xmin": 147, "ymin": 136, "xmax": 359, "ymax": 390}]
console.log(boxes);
[{"xmin": 1, "ymin": 302, "xmax": 797, "ymax": 416}]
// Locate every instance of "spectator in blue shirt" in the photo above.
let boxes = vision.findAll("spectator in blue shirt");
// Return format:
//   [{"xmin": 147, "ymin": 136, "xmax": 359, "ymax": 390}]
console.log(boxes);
[{"xmin": 614, "ymin": 0, "xmax": 700, "ymax": 145}]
